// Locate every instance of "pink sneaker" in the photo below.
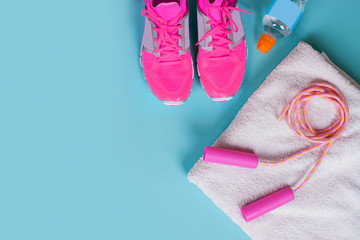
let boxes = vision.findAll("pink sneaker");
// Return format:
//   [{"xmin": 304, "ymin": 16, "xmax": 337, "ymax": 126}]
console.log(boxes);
[
  {"xmin": 196, "ymin": 0, "xmax": 251, "ymax": 101},
  {"xmin": 140, "ymin": 0, "xmax": 193, "ymax": 105}
]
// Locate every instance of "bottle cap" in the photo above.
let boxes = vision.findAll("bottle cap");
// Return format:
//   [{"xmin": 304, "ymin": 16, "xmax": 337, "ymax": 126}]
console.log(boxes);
[{"xmin": 257, "ymin": 34, "xmax": 276, "ymax": 54}]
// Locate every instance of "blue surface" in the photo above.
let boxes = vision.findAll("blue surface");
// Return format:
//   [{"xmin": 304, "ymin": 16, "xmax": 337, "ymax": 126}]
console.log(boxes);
[{"xmin": 0, "ymin": 0, "xmax": 359, "ymax": 239}]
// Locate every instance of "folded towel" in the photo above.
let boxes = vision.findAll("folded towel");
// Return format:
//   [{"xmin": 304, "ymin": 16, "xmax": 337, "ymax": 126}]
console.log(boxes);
[{"xmin": 188, "ymin": 42, "xmax": 360, "ymax": 240}]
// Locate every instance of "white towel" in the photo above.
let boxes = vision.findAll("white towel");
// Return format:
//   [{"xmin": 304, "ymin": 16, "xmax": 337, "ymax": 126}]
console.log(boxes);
[{"xmin": 188, "ymin": 42, "xmax": 360, "ymax": 240}]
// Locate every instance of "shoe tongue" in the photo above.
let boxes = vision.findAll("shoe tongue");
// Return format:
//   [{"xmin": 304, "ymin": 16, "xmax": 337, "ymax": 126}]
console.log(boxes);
[
  {"xmin": 208, "ymin": 0, "xmax": 224, "ymax": 21},
  {"xmin": 154, "ymin": 2, "xmax": 183, "ymax": 21}
]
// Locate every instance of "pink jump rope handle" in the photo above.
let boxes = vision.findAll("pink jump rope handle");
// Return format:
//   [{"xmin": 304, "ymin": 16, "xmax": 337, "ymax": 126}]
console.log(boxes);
[
  {"xmin": 203, "ymin": 146, "xmax": 294, "ymax": 222},
  {"xmin": 241, "ymin": 187, "xmax": 295, "ymax": 222},
  {"xmin": 203, "ymin": 146, "xmax": 259, "ymax": 169}
]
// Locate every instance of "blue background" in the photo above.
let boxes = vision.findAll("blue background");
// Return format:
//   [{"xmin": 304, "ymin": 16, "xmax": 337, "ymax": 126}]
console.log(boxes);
[{"xmin": 0, "ymin": 0, "xmax": 359, "ymax": 239}]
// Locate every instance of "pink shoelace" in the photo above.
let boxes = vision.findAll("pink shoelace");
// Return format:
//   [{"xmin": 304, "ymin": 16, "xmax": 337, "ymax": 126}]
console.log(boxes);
[
  {"xmin": 196, "ymin": 0, "xmax": 252, "ymax": 53},
  {"xmin": 142, "ymin": 0, "xmax": 183, "ymax": 57},
  {"xmin": 261, "ymin": 82, "xmax": 349, "ymax": 192}
]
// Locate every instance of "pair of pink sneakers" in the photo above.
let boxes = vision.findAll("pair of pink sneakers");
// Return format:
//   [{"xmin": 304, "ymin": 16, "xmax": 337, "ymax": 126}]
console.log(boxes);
[{"xmin": 140, "ymin": 0, "xmax": 251, "ymax": 105}]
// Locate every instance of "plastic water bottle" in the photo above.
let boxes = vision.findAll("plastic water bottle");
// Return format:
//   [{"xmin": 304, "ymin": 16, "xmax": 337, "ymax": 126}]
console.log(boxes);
[{"xmin": 257, "ymin": 0, "xmax": 307, "ymax": 54}]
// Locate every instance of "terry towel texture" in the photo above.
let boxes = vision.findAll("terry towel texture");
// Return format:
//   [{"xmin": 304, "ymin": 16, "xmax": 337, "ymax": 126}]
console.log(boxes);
[{"xmin": 188, "ymin": 42, "xmax": 360, "ymax": 240}]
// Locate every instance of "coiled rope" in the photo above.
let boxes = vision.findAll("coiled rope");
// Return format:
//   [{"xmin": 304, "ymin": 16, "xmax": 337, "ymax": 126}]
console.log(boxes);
[{"xmin": 261, "ymin": 82, "xmax": 349, "ymax": 192}]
